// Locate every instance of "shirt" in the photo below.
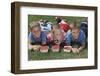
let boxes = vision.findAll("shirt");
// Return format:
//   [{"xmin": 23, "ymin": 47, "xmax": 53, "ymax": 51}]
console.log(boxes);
[
  {"xmin": 64, "ymin": 30, "xmax": 86, "ymax": 46},
  {"xmin": 59, "ymin": 20, "xmax": 70, "ymax": 32},
  {"xmin": 40, "ymin": 23, "xmax": 52, "ymax": 33},
  {"xmin": 28, "ymin": 31, "xmax": 47, "ymax": 44}
]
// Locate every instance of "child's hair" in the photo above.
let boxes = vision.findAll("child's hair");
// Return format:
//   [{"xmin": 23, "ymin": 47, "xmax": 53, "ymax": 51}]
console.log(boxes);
[
  {"xmin": 69, "ymin": 20, "xmax": 81, "ymax": 31},
  {"xmin": 29, "ymin": 21, "xmax": 40, "ymax": 31},
  {"xmin": 71, "ymin": 26, "xmax": 80, "ymax": 31},
  {"xmin": 52, "ymin": 25, "xmax": 64, "ymax": 42}
]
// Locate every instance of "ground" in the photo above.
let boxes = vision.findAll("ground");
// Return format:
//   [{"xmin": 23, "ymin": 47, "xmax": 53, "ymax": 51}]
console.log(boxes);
[
  {"xmin": 28, "ymin": 15, "xmax": 88, "ymax": 61},
  {"xmin": 28, "ymin": 48, "xmax": 88, "ymax": 60}
]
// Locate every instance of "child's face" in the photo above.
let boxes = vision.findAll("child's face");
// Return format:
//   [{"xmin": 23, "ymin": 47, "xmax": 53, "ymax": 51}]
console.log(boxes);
[
  {"xmin": 72, "ymin": 29, "xmax": 80, "ymax": 39},
  {"xmin": 54, "ymin": 30, "xmax": 63, "ymax": 44},
  {"xmin": 32, "ymin": 27, "xmax": 41, "ymax": 38}
]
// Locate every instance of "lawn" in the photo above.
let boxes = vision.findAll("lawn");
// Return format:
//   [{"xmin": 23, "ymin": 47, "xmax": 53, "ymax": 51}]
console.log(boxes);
[
  {"xmin": 28, "ymin": 48, "xmax": 88, "ymax": 61},
  {"xmin": 28, "ymin": 15, "xmax": 88, "ymax": 61},
  {"xmin": 28, "ymin": 15, "xmax": 87, "ymax": 27}
]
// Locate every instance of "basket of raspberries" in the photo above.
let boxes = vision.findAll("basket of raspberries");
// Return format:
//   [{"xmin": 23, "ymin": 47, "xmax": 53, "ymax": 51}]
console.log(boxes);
[
  {"xmin": 51, "ymin": 44, "xmax": 60, "ymax": 52},
  {"xmin": 40, "ymin": 45, "xmax": 49, "ymax": 53}
]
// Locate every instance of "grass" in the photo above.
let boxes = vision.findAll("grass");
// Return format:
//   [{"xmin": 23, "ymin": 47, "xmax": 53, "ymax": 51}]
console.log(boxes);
[
  {"xmin": 28, "ymin": 48, "xmax": 88, "ymax": 61},
  {"xmin": 28, "ymin": 15, "xmax": 88, "ymax": 61},
  {"xmin": 28, "ymin": 15, "xmax": 87, "ymax": 27}
]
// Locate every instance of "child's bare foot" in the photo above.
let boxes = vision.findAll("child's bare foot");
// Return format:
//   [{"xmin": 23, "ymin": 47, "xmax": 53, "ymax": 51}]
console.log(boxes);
[
  {"xmin": 52, "ymin": 45, "xmax": 60, "ymax": 52},
  {"xmin": 64, "ymin": 46, "xmax": 72, "ymax": 52},
  {"xmin": 40, "ymin": 45, "xmax": 49, "ymax": 53}
]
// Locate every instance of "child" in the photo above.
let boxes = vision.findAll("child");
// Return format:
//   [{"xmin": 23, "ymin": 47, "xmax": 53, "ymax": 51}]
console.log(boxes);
[
  {"xmin": 47, "ymin": 25, "xmax": 64, "ymax": 52},
  {"xmin": 39, "ymin": 20, "xmax": 52, "ymax": 34},
  {"xmin": 28, "ymin": 21, "xmax": 48, "ymax": 52},
  {"xmin": 64, "ymin": 26, "xmax": 86, "ymax": 53},
  {"xmin": 55, "ymin": 17, "xmax": 70, "ymax": 33},
  {"xmin": 80, "ymin": 19, "xmax": 88, "ymax": 38}
]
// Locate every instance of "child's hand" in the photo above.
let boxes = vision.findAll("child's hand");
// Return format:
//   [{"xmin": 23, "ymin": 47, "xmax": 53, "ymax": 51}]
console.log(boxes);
[
  {"xmin": 67, "ymin": 46, "xmax": 72, "ymax": 50},
  {"xmin": 64, "ymin": 46, "xmax": 72, "ymax": 52},
  {"xmin": 32, "ymin": 45, "xmax": 40, "ymax": 51},
  {"xmin": 72, "ymin": 48, "xmax": 80, "ymax": 53},
  {"xmin": 28, "ymin": 44, "xmax": 33, "ymax": 50},
  {"xmin": 42, "ymin": 42, "xmax": 46, "ymax": 45}
]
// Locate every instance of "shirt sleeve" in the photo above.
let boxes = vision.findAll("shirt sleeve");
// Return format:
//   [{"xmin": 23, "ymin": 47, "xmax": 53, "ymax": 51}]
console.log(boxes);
[
  {"xmin": 64, "ymin": 31, "xmax": 72, "ymax": 45},
  {"xmin": 41, "ymin": 32, "xmax": 47, "ymax": 43},
  {"xmin": 28, "ymin": 32, "xmax": 34, "ymax": 43}
]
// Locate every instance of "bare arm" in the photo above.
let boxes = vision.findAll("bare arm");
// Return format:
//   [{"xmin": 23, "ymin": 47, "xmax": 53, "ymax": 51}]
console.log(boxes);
[{"xmin": 78, "ymin": 43, "xmax": 85, "ymax": 51}]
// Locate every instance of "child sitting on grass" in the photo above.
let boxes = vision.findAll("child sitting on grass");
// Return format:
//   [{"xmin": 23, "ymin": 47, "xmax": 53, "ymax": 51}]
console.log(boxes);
[
  {"xmin": 64, "ymin": 26, "xmax": 86, "ymax": 53},
  {"xmin": 28, "ymin": 21, "xmax": 48, "ymax": 53}
]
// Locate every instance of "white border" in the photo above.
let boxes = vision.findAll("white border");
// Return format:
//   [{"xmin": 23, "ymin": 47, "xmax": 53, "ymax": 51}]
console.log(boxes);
[{"xmin": 20, "ymin": 6, "xmax": 95, "ymax": 70}]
